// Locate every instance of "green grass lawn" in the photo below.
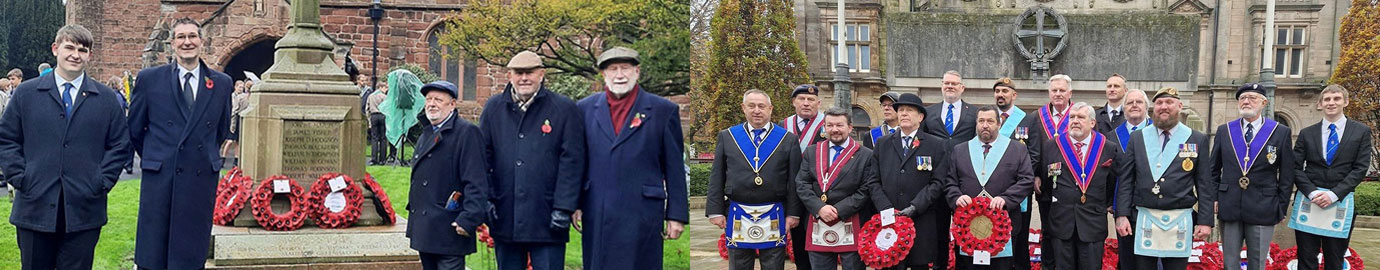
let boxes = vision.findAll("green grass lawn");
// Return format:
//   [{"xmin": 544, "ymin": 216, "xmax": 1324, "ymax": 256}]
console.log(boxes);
[{"xmin": 0, "ymin": 165, "xmax": 690, "ymax": 269}]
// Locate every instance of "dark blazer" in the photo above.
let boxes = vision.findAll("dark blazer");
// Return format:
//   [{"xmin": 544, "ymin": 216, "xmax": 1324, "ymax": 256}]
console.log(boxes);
[
  {"xmin": 1294, "ymin": 119, "xmax": 1372, "ymax": 199},
  {"xmin": 128, "ymin": 62, "xmax": 233, "ymax": 270},
  {"xmin": 923, "ymin": 101, "xmax": 977, "ymax": 149},
  {"xmin": 576, "ymin": 89, "xmax": 689, "ymax": 270},
  {"xmin": 706, "ymin": 124, "xmax": 803, "ymax": 218},
  {"xmin": 1022, "ymin": 105, "xmax": 1065, "ymax": 203},
  {"xmin": 943, "ymin": 139, "xmax": 1035, "ymax": 212},
  {"xmin": 406, "ymin": 111, "xmax": 490, "ymax": 256},
  {"xmin": 479, "ymin": 85, "xmax": 587, "ymax": 243},
  {"xmin": 1209, "ymin": 120, "xmax": 1295, "ymax": 225},
  {"xmin": 868, "ymin": 130, "xmax": 950, "ymax": 266},
  {"xmin": 1040, "ymin": 134, "xmax": 1126, "ymax": 242},
  {"xmin": 1095, "ymin": 105, "xmax": 1124, "ymax": 134},
  {"xmin": 0, "ymin": 73, "xmax": 131, "ymax": 233},
  {"xmin": 1115, "ymin": 126, "xmax": 1215, "ymax": 227},
  {"xmin": 796, "ymin": 142, "xmax": 878, "ymax": 221}
]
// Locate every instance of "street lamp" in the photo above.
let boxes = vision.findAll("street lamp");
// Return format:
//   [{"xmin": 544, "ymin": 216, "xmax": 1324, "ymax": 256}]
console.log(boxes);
[{"xmin": 369, "ymin": 0, "xmax": 384, "ymax": 88}]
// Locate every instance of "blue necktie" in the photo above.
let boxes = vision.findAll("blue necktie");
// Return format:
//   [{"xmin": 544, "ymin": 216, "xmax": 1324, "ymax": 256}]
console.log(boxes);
[
  {"xmin": 945, "ymin": 104, "xmax": 955, "ymax": 135},
  {"xmin": 888, "ymin": 128, "xmax": 896, "ymax": 135},
  {"xmin": 61, "ymin": 83, "xmax": 74, "ymax": 116},
  {"xmin": 1326, "ymin": 124, "xmax": 1339, "ymax": 165},
  {"xmin": 831, "ymin": 145, "xmax": 844, "ymax": 163},
  {"xmin": 1245, "ymin": 123, "xmax": 1255, "ymax": 144},
  {"xmin": 752, "ymin": 129, "xmax": 765, "ymax": 145}
]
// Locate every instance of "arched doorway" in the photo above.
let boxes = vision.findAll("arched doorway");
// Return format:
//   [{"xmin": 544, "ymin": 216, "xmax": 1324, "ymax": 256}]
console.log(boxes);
[{"xmin": 224, "ymin": 39, "xmax": 279, "ymax": 83}]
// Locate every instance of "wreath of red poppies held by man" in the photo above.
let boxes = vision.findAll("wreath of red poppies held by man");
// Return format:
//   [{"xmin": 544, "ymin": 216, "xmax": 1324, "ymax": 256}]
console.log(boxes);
[
  {"xmin": 859, "ymin": 213, "xmax": 916, "ymax": 269},
  {"xmin": 251, "ymin": 175, "xmax": 309, "ymax": 231},
  {"xmin": 950, "ymin": 196, "xmax": 1014, "ymax": 256},
  {"xmin": 213, "ymin": 167, "xmax": 253, "ymax": 225},
  {"xmin": 1102, "ymin": 238, "xmax": 1120, "ymax": 270},
  {"xmin": 1184, "ymin": 241, "xmax": 1224, "ymax": 270},
  {"xmin": 1029, "ymin": 228, "xmax": 1044, "ymax": 270},
  {"xmin": 1268, "ymin": 246, "xmax": 1365, "ymax": 270},
  {"xmin": 359, "ymin": 173, "xmax": 398, "ymax": 225},
  {"xmin": 306, "ymin": 173, "xmax": 364, "ymax": 229}
]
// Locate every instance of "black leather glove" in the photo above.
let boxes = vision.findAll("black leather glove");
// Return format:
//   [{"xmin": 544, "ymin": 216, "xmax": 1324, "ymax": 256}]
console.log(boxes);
[
  {"xmin": 898, "ymin": 205, "xmax": 916, "ymax": 217},
  {"xmin": 488, "ymin": 204, "xmax": 499, "ymax": 223},
  {"xmin": 550, "ymin": 210, "xmax": 572, "ymax": 230}
]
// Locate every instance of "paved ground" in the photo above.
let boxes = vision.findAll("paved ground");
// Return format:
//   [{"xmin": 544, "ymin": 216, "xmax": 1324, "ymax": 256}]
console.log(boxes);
[{"xmin": 688, "ymin": 200, "xmax": 1380, "ymax": 270}]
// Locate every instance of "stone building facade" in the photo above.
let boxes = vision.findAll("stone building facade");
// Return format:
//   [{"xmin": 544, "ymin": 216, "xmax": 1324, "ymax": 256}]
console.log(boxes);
[{"xmin": 793, "ymin": 0, "xmax": 1351, "ymax": 136}]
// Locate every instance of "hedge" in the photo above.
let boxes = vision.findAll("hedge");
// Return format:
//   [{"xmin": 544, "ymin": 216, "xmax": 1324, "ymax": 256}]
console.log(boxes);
[
  {"xmin": 689, "ymin": 163, "xmax": 710, "ymax": 197},
  {"xmin": 1356, "ymin": 181, "xmax": 1380, "ymax": 216}
]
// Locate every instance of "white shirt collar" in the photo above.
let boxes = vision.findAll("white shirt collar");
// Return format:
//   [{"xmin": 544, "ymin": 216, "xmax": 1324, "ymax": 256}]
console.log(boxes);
[
  {"xmin": 746, "ymin": 122, "xmax": 770, "ymax": 131},
  {"xmin": 177, "ymin": 63, "xmax": 201, "ymax": 82},
  {"xmin": 1242, "ymin": 116, "xmax": 1265, "ymax": 133},
  {"xmin": 944, "ymin": 100, "xmax": 963, "ymax": 108},
  {"xmin": 53, "ymin": 72, "xmax": 85, "ymax": 93},
  {"xmin": 1126, "ymin": 118, "xmax": 1149, "ymax": 129},
  {"xmin": 1323, "ymin": 116, "xmax": 1347, "ymax": 130},
  {"xmin": 899, "ymin": 128, "xmax": 919, "ymax": 138},
  {"xmin": 1105, "ymin": 102, "xmax": 1122, "ymax": 114}
]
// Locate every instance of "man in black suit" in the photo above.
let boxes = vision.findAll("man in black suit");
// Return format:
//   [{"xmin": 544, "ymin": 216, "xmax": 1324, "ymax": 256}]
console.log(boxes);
[
  {"xmin": 1094, "ymin": 74, "xmax": 1127, "ymax": 134},
  {"xmin": 924, "ymin": 70, "xmax": 977, "ymax": 149},
  {"xmin": 1209, "ymin": 83, "xmax": 1295, "ymax": 270},
  {"xmin": 1021, "ymin": 74, "xmax": 1074, "ymax": 268},
  {"xmin": 1113, "ymin": 87, "xmax": 1214, "ymax": 270},
  {"xmin": 1292, "ymin": 84, "xmax": 1372, "ymax": 270},
  {"xmin": 1041, "ymin": 102, "xmax": 1126, "ymax": 270},
  {"xmin": 1105, "ymin": 88, "xmax": 1151, "ymax": 270},
  {"xmin": 942, "ymin": 105, "xmax": 1035, "ymax": 270},
  {"xmin": 708, "ymin": 89, "xmax": 803, "ymax": 270},
  {"xmin": 796, "ymin": 107, "xmax": 879, "ymax": 270},
  {"xmin": 0, "ymin": 25, "xmax": 132, "ymax": 270},
  {"xmin": 868, "ymin": 93, "xmax": 950, "ymax": 270}
]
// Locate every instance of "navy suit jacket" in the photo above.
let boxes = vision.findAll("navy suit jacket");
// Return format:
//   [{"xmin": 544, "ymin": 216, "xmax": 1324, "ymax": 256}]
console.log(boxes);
[
  {"xmin": 0, "ymin": 72, "xmax": 132, "ymax": 233},
  {"xmin": 127, "ymin": 62, "xmax": 233, "ymax": 269},
  {"xmin": 479, "ymin": 85, "xmax": 587, "ymax": 243}
]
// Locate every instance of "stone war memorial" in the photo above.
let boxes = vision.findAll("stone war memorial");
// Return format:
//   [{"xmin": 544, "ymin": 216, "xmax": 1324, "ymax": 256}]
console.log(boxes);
[{"xmin": 210, "ymin": 0, "xmax": 412, "ymax": 268}]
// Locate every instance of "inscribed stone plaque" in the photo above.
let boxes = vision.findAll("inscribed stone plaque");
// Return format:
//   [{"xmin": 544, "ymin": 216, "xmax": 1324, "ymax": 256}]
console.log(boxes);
[{"xmin": 281, "ymin": 120, "xmax": 342, "ymax": 182}]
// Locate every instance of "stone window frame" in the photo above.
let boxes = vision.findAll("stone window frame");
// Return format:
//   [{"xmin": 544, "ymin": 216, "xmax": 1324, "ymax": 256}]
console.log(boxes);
[
  {"xmin": 1272, "ymin": 24, "xmax": 1308, "ymax": 78},
  {"xmin": 829, "ymin": 21, "xmax": 874, "ymax": 73},
  {"xmin": 425, "ymin": 26, "xmax": 477, "ymax": 101}
]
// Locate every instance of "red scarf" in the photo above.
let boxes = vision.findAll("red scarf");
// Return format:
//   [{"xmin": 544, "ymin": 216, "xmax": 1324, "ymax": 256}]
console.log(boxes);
[{"xmin": 607, "ymin": 85, "xmax": 640, "ymax": 135}]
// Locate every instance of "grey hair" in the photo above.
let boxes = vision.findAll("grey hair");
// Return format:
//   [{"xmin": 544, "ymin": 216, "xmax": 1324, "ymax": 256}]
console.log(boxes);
[
  {"xmin": 742, "ymin": 89, "xmax": 771, "ymax": 104},
  {"xmin": 1070, "ymin": 102, "xmax": 1095, "ymax": 118},
  {"xmin": 944, "ymin": 70, "xmax": 962, "ymax": 79},
  {"xmin": 1125, "ymin": 88, "xmax": 1149, "ymax": 103},
  {"xmin": 1049, "ymin": 74, "xmax": 1072, "ymax": 85}
]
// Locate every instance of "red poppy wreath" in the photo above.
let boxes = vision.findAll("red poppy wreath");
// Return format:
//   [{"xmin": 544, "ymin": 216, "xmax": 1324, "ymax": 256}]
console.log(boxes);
[
  {"xmin": 360, "ymin": 173, "xmax": 398, "ymax": 225},
  {"xmin": 251, "ymin": 175, "xmax": 309, "ymax": 231},
  {"xmin": 859, "ymin": 213, "xmax": 916, "ymax": 269},
  {"xmin": 212, "ymin": 167, "xmax": 252, "ymax": 225},
  {"xmin": 306, "ymin": 173, "xmax": 364, "ymax": 229},
  {"xmin": 950, "ymin": 196, "xmax": 1013, "ymax": 256}
]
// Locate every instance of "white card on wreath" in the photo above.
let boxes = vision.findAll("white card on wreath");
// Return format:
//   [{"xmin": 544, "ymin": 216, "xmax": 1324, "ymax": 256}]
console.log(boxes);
[
  {"xmin": 880, "ymin": 208, "xmax": 896, "ymax": 226},
  {"xmin": 974, "ymin": 251, "xmax": 991, "ymax": 265},
  {"xmin": 328, "ymin": 176, "xmax": 347, "ymax": 192},
  {"xmin": 273, "ymin": 180, "xmax": 290, "ymax": 193}
]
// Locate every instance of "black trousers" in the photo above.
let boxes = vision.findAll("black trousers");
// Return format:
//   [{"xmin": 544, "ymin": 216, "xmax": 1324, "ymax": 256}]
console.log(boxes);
[
  {"xmin": 1134, "ymin": 255, "xmax": 1186, "ymax": 270},
  {"xmin": 18, "ymin": 191, "xmax": 101, "ymax": 270},
  {"xmin": 1296, "ymin": 229, "xmax": 1353, "ymax": 270},
  {"xmin": 1052, "ymin": 235, "xmax": 1102, "ymax": 270},
  {"xmin": 1037, "ymin": 200, "xmax": 1057, "ymax": 269},
  {"xmin": 368, "ymin": 113, "xmax": 393, "ymax": 162},
  {"xmin": 418, "ymin": 252, "xmax": 466, "ymax": 270},
  {"xmin": 729, "ymin": 247, "xmax": 786, "ymax": 270},
  {"xmin": 1012, "ymin": 209, "xmax": 1031, "ymax": 270},
  {"xmin": 790, "ymin": 225, "xmax": 812, "ymax": 270},
  {"xmin": 954, "ymin": 255, "xmax": 1014, "ymax": 270},
  {"xmin": 1116, "ymin": 215, "xmax": 1137, "ymax": 270}
]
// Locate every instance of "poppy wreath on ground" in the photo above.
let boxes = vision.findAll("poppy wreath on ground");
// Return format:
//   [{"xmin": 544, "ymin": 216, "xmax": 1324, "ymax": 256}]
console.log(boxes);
[
  {"xmin": 251, "ymin": 175, "xmax": 309, "ymax": 231},
  {"xmin": 1188, "ymin": 241, "xmax": 1224, "ymax": 270},
  {"xmin": 716, "ymin": 233, "xmax": 795, "ymax": 261},
  {"xmin": 950, "ymin": 196, "xmax": 1013, "ymax": 256},
  {"xmin": 360, "ymin": 173, "xmax": 398, "ymax": 224},
  {"xmin": 306, "ymin": 173, "xmax": 364, "ymax": 229},
  {"xmin": 213, "ymin": 167, "xmax": 252, "ymax": 225},
  {"xmin": 1269, "ymin": 246, "xmax": 1365, "ymax": 270},
  {"xmin": 859, "ymin": 213, "xmax": 916, "ymax": 269}
]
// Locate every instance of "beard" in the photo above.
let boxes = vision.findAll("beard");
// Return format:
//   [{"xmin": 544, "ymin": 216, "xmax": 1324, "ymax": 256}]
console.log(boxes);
[
  {"xmin": 1154, "ymin": 113, "xmax": 1179, "ymax": 130},
  {"xmin": 605, "ymin": 74, "xmax": 639, "ymax": 95},
  {"xmin": 1239, "ymin": 108, "xmax": 1260, "ymax": 119},
  {"xmin": 426, "ymin": 109, "xmax": 449, "ymax": 123}
]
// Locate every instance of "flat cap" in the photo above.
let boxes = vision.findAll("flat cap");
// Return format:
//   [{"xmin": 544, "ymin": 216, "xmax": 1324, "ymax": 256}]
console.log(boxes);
[
  {"xmin": 421, "ymin": 80, "xmax": 459, "ymax": 99},
  {"xmin": 507, "ymin": 51, "xmax": 543, "ymax": 69},
  {"xmin": 597, "ymin": 46, "xmax": 640, "ymax": 69}
]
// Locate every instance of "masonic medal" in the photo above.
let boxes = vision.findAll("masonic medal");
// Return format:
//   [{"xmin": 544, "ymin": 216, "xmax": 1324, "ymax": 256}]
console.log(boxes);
[
  {"xmin": 1267, "ymin": 146, "xmax": 1277, "ymax": 164},
  {"xmin": 1239, "ymin": 176, "xmax": 1250, "ymax": 189},
  {"xmin": 1182, "ymin": 158, "xmax": 1194, "ymax": 171},
  {"xmin": 754, "ymin": 175, "xmax": 764, "ymax": 186},
  {"xmin": 1081, "ymin": 194, "xmax": 1087, "ymax": 204},
  {"xmin": 821, "ymin": 194, "xmax": 828, "ymax": 202}
]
